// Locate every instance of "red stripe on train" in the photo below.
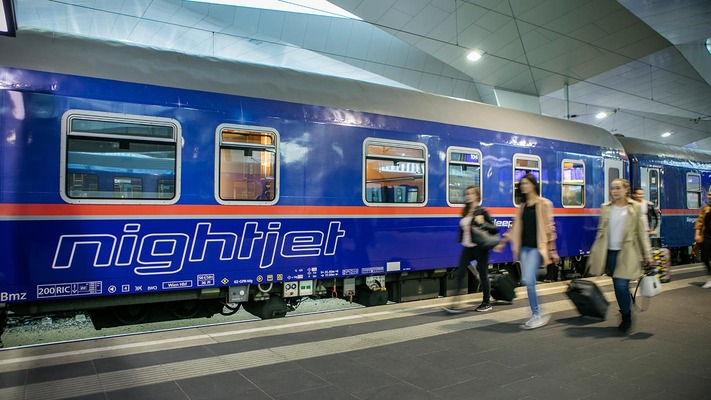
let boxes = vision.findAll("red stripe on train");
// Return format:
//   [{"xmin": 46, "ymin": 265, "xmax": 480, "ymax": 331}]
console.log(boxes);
[
  {"xmin": 2, "ymin": 203, "xmax": 603, "ymax": 217},
  {"xmin": 2, "ymin": 204, "xmax": 698, "ymax": 217}
]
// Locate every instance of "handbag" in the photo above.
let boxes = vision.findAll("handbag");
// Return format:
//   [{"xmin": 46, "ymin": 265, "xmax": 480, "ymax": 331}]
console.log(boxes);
[
  {"xmin": 691, "ymin": 242, "xmax": 700, "ymax": 258},
  {"xmin": 638, "ymin": 274, "xmax": 662, "ymax": 297},
  {"xmin": 470, "ymin": 226, "xmax": 501, "ymax": 250}
]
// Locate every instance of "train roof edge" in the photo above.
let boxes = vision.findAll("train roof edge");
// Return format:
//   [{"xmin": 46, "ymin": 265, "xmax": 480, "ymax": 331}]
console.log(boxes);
[
  {"xmin": 616, "ymin": 136, "xmax": 711, "ymax": 164},
  {"xmin": 1, "ymin": 29, "xmax": 623, "ymax": 151}
]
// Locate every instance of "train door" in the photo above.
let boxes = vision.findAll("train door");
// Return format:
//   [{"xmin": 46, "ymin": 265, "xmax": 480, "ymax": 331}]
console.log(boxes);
[
  {"xmin": 603, "ymin": 159, "xmax": 624, "ymax": 203},
  {"xmin": 641, "ymin": 167, "xmax": 662, "ymax": 241}
]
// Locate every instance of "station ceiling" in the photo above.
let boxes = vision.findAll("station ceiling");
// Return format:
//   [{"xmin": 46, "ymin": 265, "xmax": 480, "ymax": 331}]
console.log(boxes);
[{"xmin": 13, "ymin": 0, "xmax": 711, "ymax": 149}]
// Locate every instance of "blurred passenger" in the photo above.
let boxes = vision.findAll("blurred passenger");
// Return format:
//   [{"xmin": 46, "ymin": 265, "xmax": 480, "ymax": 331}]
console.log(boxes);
[
  {"xmin": 588, "ymin": 179, "xmax": 652, "ymax": 332},
  {"xmin": 445, "ymin": 186, "xmax": 497, "ymax": 313},
  {"xmin": 496, "ymin": 174, "xmax": 559, "ymax": 329},
  {"xmin": 693, "ymin": 188, "xmax": 711, "ymax": 289},
  {"xmin": 632, "ymin": 187, "xmax": 660, "ymax": 246}
]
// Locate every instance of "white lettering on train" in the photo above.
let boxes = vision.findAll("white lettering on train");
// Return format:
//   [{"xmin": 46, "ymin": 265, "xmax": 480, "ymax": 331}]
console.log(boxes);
[
  {"xmin": 51, "ymin": 221, "xmax": 346, "ymax": 276},
  {"xmin": 493, "ymin": 219, "xmax": 513, "ymax": 228},
  {"xmin": 1, "ymin": 292, "xmax": 27, "ymax": 301}
]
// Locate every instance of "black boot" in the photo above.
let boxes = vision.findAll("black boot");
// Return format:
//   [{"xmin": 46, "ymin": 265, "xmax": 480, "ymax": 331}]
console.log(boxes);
[{"xmin": 618, "ymin": 311, "xmax": 632, "ymax": 332}]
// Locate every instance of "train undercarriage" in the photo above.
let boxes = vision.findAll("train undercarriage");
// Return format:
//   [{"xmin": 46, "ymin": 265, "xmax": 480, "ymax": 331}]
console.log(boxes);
[{"xmin": 0, "ymin": 248, "xmax": 696, "ymax": 347}]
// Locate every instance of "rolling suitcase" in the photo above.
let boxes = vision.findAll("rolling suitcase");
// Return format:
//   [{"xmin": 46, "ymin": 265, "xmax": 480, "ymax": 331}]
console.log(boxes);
[
  {"xmin": 649, "ymin": 248, "xmax": 671, "ymax": 283},
  {"xmin": 490, "ymin": 272, "xmax": 516, "ymax": 302},
  {"xmin": 566, "ymin": 279, "xmax": 608, "ymax": 319}
]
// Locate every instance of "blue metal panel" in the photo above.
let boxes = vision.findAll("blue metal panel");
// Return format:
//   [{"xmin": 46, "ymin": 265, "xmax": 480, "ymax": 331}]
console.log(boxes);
[{"xmin": 1, "ymin": 67, "xmax": 630, "ymax": 305}]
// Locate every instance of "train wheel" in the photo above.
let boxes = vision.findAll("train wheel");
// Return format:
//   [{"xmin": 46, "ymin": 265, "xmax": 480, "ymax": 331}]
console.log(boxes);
[
  {"xmin": 112, "ymin": 305, "xmax": 149, "ymax": 325},
  {"xmin": 166, "ymin": 300, "xmax": 202, "ymax": 319}
]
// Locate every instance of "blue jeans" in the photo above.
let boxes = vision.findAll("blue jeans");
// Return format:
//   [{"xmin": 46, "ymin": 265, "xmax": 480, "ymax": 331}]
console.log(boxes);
[
  {"xmin": 520, "ymin": 246, "xmax": 542, "ymax": 315},
  {"xmin": 606, "ymin": 250, "xmax": 632, "ymax": 314}
]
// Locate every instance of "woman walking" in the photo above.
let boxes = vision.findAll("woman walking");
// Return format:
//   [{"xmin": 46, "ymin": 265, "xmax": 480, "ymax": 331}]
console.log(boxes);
[
  {"xmin": 693, "ymin": 188, "xmax": 711, "ymax": 289},
  {"xmin": 498, "ymin": 174, "xmax": 559, "ymax": 329},
  {"xmin": 588, "ymin": 178, "xmax": 652, "ymax": 332},
  {"xmin": 445, "ymin": 186, "xmax": 497, "ymax": 313}
]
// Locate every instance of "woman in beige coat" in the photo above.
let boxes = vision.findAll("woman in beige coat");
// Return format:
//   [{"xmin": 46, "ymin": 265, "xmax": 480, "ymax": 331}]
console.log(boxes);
[{"xmin": 587, "ymin": 178, "xmax": 651, "ymax": 332}]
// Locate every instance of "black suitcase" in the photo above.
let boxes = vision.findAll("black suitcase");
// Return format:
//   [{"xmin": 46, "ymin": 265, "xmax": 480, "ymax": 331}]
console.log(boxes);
[
  {"xmin": 490, "ymin": 273, "xmax": 516, "ymax": 302},
  {"xmin": 566, "ymin": 279, "xmax": 608, "ymax": 319}
]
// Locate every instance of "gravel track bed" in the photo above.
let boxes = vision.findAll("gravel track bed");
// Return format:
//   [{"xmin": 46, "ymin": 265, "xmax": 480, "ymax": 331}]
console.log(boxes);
[{"xmin": 1, "ymin": 298, "xmax": 362, "ymax": 349}]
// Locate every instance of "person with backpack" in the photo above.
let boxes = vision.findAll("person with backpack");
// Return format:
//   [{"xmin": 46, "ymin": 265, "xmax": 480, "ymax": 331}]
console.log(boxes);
[{"xmin": 445, "ymin": 186, "xmax": 498, "ymax": 313}]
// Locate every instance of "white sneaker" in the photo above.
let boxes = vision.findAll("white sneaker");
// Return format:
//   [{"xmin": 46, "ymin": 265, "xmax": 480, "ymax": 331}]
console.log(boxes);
[
  {"xmin": 702, "ymin": 280, "xmax": 711, "ymax": 289},
  {"xmin": 520, "ymin": 314, "xmax": 551, "ymax": 330}
]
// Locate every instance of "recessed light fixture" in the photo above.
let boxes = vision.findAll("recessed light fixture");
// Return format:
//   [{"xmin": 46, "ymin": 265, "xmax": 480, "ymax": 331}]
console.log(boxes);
[
  {"xmin": 706, "ymin": 38, "xmax": 711, "ymax": 55},
  {"xmin": 466, "ymin": 50, "xmax": 483, "ymax": 62},
  {"xmin": 661, "ymin": 131, "xmax": 672, "ymax": 137},
  {"xmin": 595, "ymin": 112, "xmax": 608, "ymax": 119}
]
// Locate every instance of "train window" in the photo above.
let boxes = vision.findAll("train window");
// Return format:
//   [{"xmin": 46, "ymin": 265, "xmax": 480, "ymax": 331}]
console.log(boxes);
[
  {"xmin": 648, "ymin": 169, "xmax": 660, "ymax": 207},
  {"xmin": 363, "ymin": 138, "xmax": 426, "ymax": 205},
  {"xmin": 446, "ymin": 147, "xmax": 482, "ymax": 206},
  {"xmin": 513, "ymin": 154, "xmax": 542, "ymax": 206},
  {"xmin": 61, "ymin": 111, "xmax": 180, "ymax": 204},
  {"xmin": 561, "ymin": 160, "xmax": 585, "ymax": 207},
  {"xmin": 686, "ymin": 173, "xmax": 701, "ymax": 209},
  {"xmin": 217, "ymin": 125, "xmax": 278, "ymax": 204}
]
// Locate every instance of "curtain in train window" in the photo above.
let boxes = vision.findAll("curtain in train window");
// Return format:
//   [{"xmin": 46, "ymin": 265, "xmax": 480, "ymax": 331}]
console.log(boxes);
[
  {"xmin": 686, "ymin": 173, "xmax": 701, "ymax": 209},
  {"xmin": 447, "ymin": 148, "xmax": 481, "ymax": 205},
  {"xmin": 65, "ymin": 116, "xmax": 178, "ymax": 200},
  {"xmin": 364, "ymin": 140, "xmax": 426, "ymax": 204},
  {"xmin": 561, "ymin": 160, "xmax": 585, "ymax": 207},
  {"xmin": 219, "ymin": 128, "xmax": 277, "ymax": 202}
]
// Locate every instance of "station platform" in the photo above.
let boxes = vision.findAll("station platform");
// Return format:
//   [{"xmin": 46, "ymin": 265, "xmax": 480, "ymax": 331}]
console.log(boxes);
[{"xmin": 1, "ymin": 265, "xmax": 709, "ymax": 400}]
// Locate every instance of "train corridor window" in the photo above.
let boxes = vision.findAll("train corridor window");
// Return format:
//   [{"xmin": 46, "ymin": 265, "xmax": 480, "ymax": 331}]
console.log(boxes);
[
  {"xmin": 217, "ymin": 125, "xmax": 278, "ymax": 204},
  {"xmin": 363, "ymin": 139, "xmax": 426, "ymax": 205},
  {"xmin": 447, "ymin": 147, "xmax": 482, "ymax": 206},
  {"xmin": 686, "ymin": 173, "xmax": 701, "ymax": 209},
  {"xmin": 513, "ymin": 154, "xmax": 542, "ymax": 205},
  {"xmin": 561, "ymin": 160, "xmax": 585, "ymax": 207},
  {"xmin": 61, "ymin": 111, "xmax": 180, "ymax": 204}
]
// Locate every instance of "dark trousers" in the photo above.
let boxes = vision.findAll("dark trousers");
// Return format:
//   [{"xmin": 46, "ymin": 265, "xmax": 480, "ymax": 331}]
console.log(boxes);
[
  {"xmin": 701, "ymin": 237, "xmax": 711, "ymax": 275},
  {"xmin": 455, "ymin": 246, "xmax": 490, "ymax": 303}
]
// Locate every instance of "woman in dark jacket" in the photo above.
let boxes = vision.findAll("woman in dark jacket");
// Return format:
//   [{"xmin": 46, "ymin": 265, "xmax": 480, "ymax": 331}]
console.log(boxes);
[{"xmin": 445, "ymin": 186, "xmax": 498, "ymax": 313}]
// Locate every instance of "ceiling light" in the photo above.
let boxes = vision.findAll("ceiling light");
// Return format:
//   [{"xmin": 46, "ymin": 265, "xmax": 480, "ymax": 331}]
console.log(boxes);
[
  {"xmin": 595, "ymin": 112, "xmax": 608, "ymax": 119},
  {"xmin": 186, "ymin": 0, "xmax": 361, "ymax": 19},
  {"xmin": 661, "ymin": 132, "xmax": 672, "ymax": 137},
  {"xmin": 466, "ymin": 51, "xmax": 483, "ymax": 62},
  {"xmin": 707, "ymin": 38, "xmax": 711, "ymax": 55}
]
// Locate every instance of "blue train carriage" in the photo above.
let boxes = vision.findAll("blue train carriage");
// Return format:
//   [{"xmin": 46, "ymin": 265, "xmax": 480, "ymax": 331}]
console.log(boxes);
[
  {"xmin": 617, "ymin": 136, "xmax": 711, "ymax": 262},
  {"xmin": 1, "ymin": 30, "xmax": 625, "ymax": 332}
]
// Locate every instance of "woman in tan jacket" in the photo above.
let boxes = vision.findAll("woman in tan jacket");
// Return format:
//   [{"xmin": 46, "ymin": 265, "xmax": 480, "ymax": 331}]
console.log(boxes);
[
  {"xmin": 693, "ymin": 188, "xmax": 711, "ymax": 289},
  {"xmin": 587, "ymin": 178, "xmax": 652, "ymax": 332},
  {"xmin": 497, "ymin": 173, "xmax": 559, "ymax": 329}
]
